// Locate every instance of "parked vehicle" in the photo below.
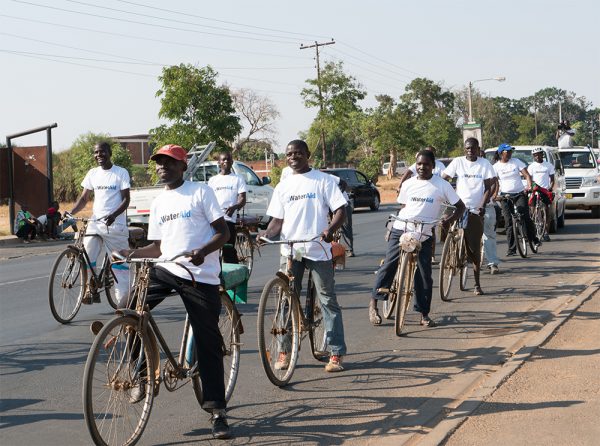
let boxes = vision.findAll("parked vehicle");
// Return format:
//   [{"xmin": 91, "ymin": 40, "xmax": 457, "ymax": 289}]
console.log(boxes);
[
  {"xmin": 558, "ymin": 146, "xmax": 600, "ymax": 218},
  {"xmin": 128, "ymin": 143, "xmax": 274, "ymax": 230},
  {"xmin": 382, "ymin": 160, "xmax": 408, "ymax": 176},
  {"xmin": 484, "ymin": 146, "xmax": 567, "ymax": 232},
  {"xmin": 321, "ymin": 168, "xmax": 381, "ymax": 211}
]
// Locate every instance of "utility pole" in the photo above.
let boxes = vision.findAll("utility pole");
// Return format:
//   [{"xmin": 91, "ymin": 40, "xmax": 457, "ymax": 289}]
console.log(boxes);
[{"xmin": 301, "ymin": 39, "xmax": 335, "ymax": 166}]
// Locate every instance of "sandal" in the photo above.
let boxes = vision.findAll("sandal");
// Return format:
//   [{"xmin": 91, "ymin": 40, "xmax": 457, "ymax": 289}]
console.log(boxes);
[
  {"xmin": 368, "ymin": 306, "xmax": 382, "ymax": 326},
  {"xmin": 474, "ymin": 286, "xmax": 484, "ymax": 296}
]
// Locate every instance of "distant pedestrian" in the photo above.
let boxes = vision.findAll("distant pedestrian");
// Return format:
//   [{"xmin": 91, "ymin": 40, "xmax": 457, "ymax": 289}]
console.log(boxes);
[{"xmin": 15, "ymin": 204, "xmax": 38, "ymax": 243}]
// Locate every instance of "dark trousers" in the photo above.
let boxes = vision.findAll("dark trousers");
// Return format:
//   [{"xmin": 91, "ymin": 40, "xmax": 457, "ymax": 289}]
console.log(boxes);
[
  {"xmin": 341, "ymin": 204, "xmax": 354, "ymax": 252},
  {"xmin": 501, "ymin": 193, "xmax": 537, "ymax": 252},
  {"xmin": 146, "ymin": 267, "xmax": 226, "ymax": 410},
  {"xmin": 372, "ymin": 228, "xmax": 434, "ymax": 315},
  {"xmin": 222, "ymin": 221, "xmax": 239, "ymax": 264},
  {"xmin": 16, "ymin": 222, "xmax": 36, "ymax": 240}
]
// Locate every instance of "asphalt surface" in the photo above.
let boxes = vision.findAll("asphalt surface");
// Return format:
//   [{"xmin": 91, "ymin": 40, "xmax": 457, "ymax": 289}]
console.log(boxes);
[{"xmin": 0, "ymin": 206, "xmax": 598, "ymax": 445}]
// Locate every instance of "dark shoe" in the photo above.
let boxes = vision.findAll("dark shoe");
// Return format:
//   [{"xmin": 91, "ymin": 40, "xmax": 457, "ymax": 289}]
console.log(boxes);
[
  {"xmin": 543, "ymin": 234, "xmax": 551, "ymax": 242},
  {"xmin": 129, "ymin": 383, "xmax": 146, "ymax": 404},
  {"xmin": 431, "ymin": 257, "xmax": 440, "ymax": 265},
  {"xmin": 474, "ymin": 286, "xmax": 484, "ymax": 295},
  {"xmin": 346, "ymin": 250, "xmax": 355, "ymax": 258},
  {"xmin": 368, "ymin": 306, "xmax": 382, "ymax": 326},
  {"xmin": 82, "ymin": 293, "xmax": 93, "ymax": 305},
  {"xmin": 420, "ymin": 315, "xmax": 437, "ymax": 327},
  {"xmin": 211, "ymin": 410, "xmax": 231, "ymax": 440},
  {"xmin": 506, "ymin": 251, "xmax": 516, "ymax": 257},
  {"xmin": 92, "ymin": 292, "xmax": 101, "ymax": 304}
]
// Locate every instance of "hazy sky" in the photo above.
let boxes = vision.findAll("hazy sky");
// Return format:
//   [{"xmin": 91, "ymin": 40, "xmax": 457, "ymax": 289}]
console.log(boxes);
[{"xmin": 2, "ymin": 0, "xmax": 599, "ymax": 152}]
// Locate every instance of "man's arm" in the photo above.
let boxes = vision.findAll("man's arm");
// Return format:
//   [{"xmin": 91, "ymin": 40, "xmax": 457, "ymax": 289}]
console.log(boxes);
[
  {"xmin": 226, "ymin": 192, "xmax": 247, "ymax": 218},
  {"xmin": 104, "ymin": 189, "xmax": 131, "ymax": 226},
  {"xmin": 441, "ymin": 173, "xmax": 452, "ymax": 182},
  {"xmin": 479, "ymin": 178, "xmax": 494, "ymax": 215},
  {"xmin": 521, "ymin": 168, "xmax": 533, "ymax": 191},
  {"xmin": 70, "ymin": 189, "xmax": 93, "ymax": 215},
  {"xmin": 549, "ymin": 174, "xmax": 556, "ymax": 190},
  {"xmin": 258, "ymin": 217, "xmax": 283, "ymax": 241},
  {"xmin": 322, "ymin": 205, "xmax": 346, "ymax": 242},
  {"xmin": 119, "ymin": 240, "xmax": 162, "ymax": 260},
  {"xmin": 397, "ymin": 170, "xmax": 413, "ymax": 193},
  {"xmin": 443, "ymin": 199, "xmax": 466, "ymax": 228},
  {"xmin": 188, "ymin": 217, "xmax": 230, "ymax": 266}
]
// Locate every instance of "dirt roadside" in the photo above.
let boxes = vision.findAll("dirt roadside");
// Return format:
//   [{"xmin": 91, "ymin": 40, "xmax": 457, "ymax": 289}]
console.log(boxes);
[{"xmin": 443, "ymin": 287, "xmax": 600, "ymax": 446}]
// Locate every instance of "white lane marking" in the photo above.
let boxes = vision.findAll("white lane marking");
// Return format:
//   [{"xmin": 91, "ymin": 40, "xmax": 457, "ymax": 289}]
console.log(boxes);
[{"xmin": 0, "ymin": 275, "xmax": 50, "ymax": 286}]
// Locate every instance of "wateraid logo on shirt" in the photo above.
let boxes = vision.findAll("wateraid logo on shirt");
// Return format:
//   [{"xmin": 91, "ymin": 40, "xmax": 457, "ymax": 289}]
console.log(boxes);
[
  {"xmin": 288, "ymin": 192, "xmax": 317, "ymax": 202},
  {"xmin": 215, "ymin": 186, "xmax": 234, "ymax": 191},
  {"xmin": 463, "ymin": 173, "xmax": 483, "ymax": 179},
  {"xmin": 159, "ymin": 209, "xmax": 192, "ymax": 224},
  {"xmin": 95, "ymin": 185, "xmax": 118, "ymax": 190},
  {"xmin": 410, "ymin": 197, "xmax": 434, "ymax": 203}
]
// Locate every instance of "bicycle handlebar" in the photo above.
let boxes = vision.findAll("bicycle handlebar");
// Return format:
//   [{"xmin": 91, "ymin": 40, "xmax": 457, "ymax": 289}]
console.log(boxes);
[
  {"xmin": 389, "ymin": 214, "xmax": 444, "ymax": 226},
  {"xmin": 258, "ymin": 235, "xmax": 322, "ymax": 245},
  {"xmin": 111, "ymin": 251, "xmax": 196, "ymax": 285}
]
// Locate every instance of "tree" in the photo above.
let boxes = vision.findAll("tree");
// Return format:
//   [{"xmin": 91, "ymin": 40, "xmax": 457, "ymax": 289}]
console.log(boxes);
[
  {"xmin": 232, "ymin": 88, "xmax": 279, "ymax": 155},
  {"xmin": 53, "ymin": 133, "xmax": 132, "ymax": 202},
  {"xmin": 150, "ymin": 64, "xmax": 241, "ymax": 151}
]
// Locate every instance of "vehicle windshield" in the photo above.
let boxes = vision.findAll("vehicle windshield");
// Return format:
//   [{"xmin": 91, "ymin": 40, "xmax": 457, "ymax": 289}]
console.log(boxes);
[
  {"xmin": 485, "ymin": 150, "xmax": 548, "ymax": 166},
  {"xmin": 559, "ymin": 151, "xmax": 596, "ymax": 169},
  {"xmin": 192, "ymin": 165, "xmax": 219, "ymax": 182}
]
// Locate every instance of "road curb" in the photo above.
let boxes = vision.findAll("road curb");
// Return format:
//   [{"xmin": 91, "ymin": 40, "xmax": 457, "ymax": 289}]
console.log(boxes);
[{"xmin": 414, "ymin": 277, "xmax": 600, "ymax": 446}]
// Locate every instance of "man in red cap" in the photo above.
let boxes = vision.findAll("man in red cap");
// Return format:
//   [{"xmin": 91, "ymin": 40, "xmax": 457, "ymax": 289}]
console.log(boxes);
[{"xmin": 119, "ymin": 143, "xmax": 232, "ymax": 439}]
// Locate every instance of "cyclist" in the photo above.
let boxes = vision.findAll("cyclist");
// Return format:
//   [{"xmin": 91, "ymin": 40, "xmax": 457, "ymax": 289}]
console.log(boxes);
[
  {"xmin": 441, "ymin": 137, "xmax": 495, "ymax": 295},
  {"xmin": 119, "ymin": 144, "xmax": 232, "ymax": 439},
  {"xmin": 370, "ymin": 149, "xmax": 465, "ymax": 327},
  {"xmin": 259, "ymin": 139, "xmax": 348, "ymax": 373},
  {"xmin": 208, "ymin": 151, "xmax": 247, "ymax": 263},
  {"xmin": 493, "ymin": 143, "xmax": 540, "ymax": 256},
  {"xmin": 527, "ymin": 147, "xmax": 555, "ymax": 242},
  {"xmin": 69, "ymin": 141, "xmax": 130, "ymax": 306}
]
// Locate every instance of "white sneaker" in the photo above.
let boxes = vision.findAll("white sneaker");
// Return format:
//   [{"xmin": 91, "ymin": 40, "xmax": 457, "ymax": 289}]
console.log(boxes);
[
  {"xmin": 274, "ymin": 352, "xmax": 290, "ymax": 370},
  {"xmin": 490, "ymin": 265, "xmax": 499, "ymax": 275}
]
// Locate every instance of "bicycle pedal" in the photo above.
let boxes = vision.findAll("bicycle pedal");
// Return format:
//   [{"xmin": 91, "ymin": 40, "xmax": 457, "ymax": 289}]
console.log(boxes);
[{"xmin": 376, "ymin": 288, "xmax": 390, "ymax": 294}]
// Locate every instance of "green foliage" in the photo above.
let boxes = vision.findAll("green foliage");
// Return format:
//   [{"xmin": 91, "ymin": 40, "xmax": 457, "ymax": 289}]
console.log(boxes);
[
  {"xmin": 357, "ymin": 155, "xmax": 380, "ymax": 182},
  {"xmin": 269, "ymin": 164, "xmax": 283, "ymax": 186},
  {"xmin": 53, "ymin": 133, "xmax": 132, "ymax": 201},
  {"xmin": 130, "ymin": 164, "xmax": 153, "ymax": 188},
  {"xmin": 150, "ymin": 64, "xmax": 241, "ymax": 151},
  {"xmin": 236, "ymin": 140, "xmax": 274, "ymax": 161}
]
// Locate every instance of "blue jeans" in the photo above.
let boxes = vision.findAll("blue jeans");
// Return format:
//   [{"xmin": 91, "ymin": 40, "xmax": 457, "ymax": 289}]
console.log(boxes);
[
  {"xmin": 372, "ymin": 228, "xmax": 434, "ymax": 316},
  {"xmin": 483, "ymin": 204, "xmax": 500, "ymax": 266},
  {"xmin": 280, "ymin": 257, "xmax": 347, "ymax": 356}
]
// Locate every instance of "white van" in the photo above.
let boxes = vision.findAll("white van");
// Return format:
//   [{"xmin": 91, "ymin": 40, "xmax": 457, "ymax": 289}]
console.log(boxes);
[
  {"xmin": 382, "ymin": 160, "xmax": 408, "ymax": 176},
  {"xmin": 558, "ymin": 146, "xmax": 600, "ymax": 218}
]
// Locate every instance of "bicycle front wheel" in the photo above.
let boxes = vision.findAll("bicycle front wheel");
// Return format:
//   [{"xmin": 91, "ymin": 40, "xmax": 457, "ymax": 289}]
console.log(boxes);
[
  {"xmin": 235, "ymin": 231, "xmax": 254, "ymax": 276},
  {"xmin": 257, "ymin": 276, "xmax": 300, "ymax": 387},
  {"xmin": 534, "ymin": 204, "xmax": 546, "ymax": 241},
  {"xmin": 439, "ymin": 235, "xmax": 457, "ymax": 302},
  {"xmin": 382, "ymin": 287, "xmax": 397, "ymax": 320},
  {"xmin": 49, "ymin": 248, "xmax": 87, "ymax": 324},
  {"xmin": 394, "ymin": 252, "xmax": 413, "ymax": 336},
  {"xmin": 103, "ymin": 259, "xmax": 119, "ymax": 310},
  {"xmin": 306, "ymin": 275, "xmax": 328, "ymax": 362},
  {"xmin": 83, "ymin": 316, "xmax": 155, "ymax": 446},
  {"xmin": 458, "ymin": 231, "xmax": 468, "ymax": 291},
  {"xmin": 191, "ymin": 292, "xmax": 241, "ymax": 405},
  {"xmin": 514, "ymin": 217, "xmax": 528, "ymax": 258}
]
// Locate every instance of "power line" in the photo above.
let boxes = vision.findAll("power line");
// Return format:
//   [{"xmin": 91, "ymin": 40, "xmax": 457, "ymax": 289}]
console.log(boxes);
[
  {"xmin": 337, "ymin": 41, "xmax": 424, "ymax": 77},
  {"xmin": 0, "ymin": 14, "xmax": 311, "ymax": 59},
  {"xmin": 329, "ymin": 46, "xmax": 415, "ymax": 81},
  {"xmin": 12, "ymin": 0, "xmax": 300, "ymax": 44}
]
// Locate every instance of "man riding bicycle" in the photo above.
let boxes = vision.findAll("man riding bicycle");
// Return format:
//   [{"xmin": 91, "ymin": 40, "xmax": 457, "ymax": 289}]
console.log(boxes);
[
  {"xmin": 69, "ymin": 141, "xmax": 130, "ymax": 306},
  {"xmin": 527, "ymin": 147, "xmax": 555, "ymax": 242}
]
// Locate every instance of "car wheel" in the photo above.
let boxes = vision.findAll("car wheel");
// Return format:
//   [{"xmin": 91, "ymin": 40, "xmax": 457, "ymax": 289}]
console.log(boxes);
[
  {"xmin": 557, "ymin": 204, "xmax": 565, "ymax": 228},
  {"xmin": 548, "ymin": 205, "xmax": 558, "ymax": 234},
  {"xmin": 370, "ymin": 194, "xmax": 380, "ymax": 211},
  {"xmin": 592, "ymin": 206, "xmax": 600, "ymax": 218}
]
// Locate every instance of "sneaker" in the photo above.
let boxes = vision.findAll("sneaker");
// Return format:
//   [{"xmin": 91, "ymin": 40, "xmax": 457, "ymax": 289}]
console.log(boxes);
[
  {"xmin": 506, "ymin": 251, "xmax": 516, "ymax": 257},
  {"xmin": 346, "ymin": 250, "xmax": 355, "ymax": 258},
  {"xmin": 474, "ymin": 286, "xmax": 484, "ymax": 295},
  {"xmin": 129, "ymin": 383, "xmax": 146, "ymax": 404},
  {"xmin": 211, "ymin": 410, "xmax": 231, "ymax": 440},
  {"xmin": 420, "ymin": 315, "xmax": 437, "ymax": 327},
  {"xmin": 543, "ymin": 234, "xmax": 551, "ymax": 242},
  {"xmin": 368, "ymin": 305, "xmax": 382, "ymax": 326},
  {"xmin": 490, "ymin": 265, "xmax": 499, "ymax": 275},
  {"xmin": 92, "ymin": 292, "xmax": 101, "ymax": 304},
  {"xmin": 325, "ymin": 355, "xmax": 344, "ymax": 373},
  {"xmin": 274, "ymin": 352, "xmax": 290, "ymax": 370},
  {"xmin": 22, "ymin": 239, "xmax": 31, "ymax": 244},
  {"xmin": 82, "ymin": 293, "xmax": 93, "ymax": 305},
  {"xmin": 431, "ymin": 257, "xmax": 440, "ymax": 265}
]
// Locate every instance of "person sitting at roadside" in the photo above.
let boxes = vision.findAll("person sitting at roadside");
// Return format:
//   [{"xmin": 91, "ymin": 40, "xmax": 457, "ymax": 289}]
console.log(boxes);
[
  {"xmin": 15, "ymin": 204, "xmax": 39, "ymax": 243},
  {"xmin": 45, "ymin": 201, "xmax": 61, "ymax": 239},
  {"xmin": 370, "ymin": 149, "xmax": 465, "ymax": 327}
]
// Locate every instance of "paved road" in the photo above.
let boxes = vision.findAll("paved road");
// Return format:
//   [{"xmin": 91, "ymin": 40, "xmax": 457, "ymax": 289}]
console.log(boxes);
[{"xmin": 1, "ymin": 207, "xmax": 598, "ymax": 445}]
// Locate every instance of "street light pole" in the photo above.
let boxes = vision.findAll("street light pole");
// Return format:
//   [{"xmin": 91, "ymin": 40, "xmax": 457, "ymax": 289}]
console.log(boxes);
[{"xmin": 467, "ymin": 76, "xmax": 506, "ymax": 123}]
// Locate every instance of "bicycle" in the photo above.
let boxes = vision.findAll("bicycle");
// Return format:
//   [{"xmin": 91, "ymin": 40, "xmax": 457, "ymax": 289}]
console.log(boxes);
[
  {"xmin": 48, "ymin": 214, "xmax": 119, "ymax": 324},
  {"xmin": 234, "ymin": 211, "xmax": 262, "ymax": 277},
  {"xmin": 439, "ymin": 213, "xmax": 469, "ymax": 302},
  {"xmin": 529, "ymin": 187, "xmax": 548, "ymax": 242},
  {"xmin": 257, "ymin": 236, "xmax": 329, "ymax": 387},
  {"xmin": 379, "ymin": 215, "xmax": 445, "ymax": 336},
  {"xmin": 498, "ymin": 193, "xmax": 538, "ymax": 258},
  {"xmin": 82, "ymin": 252, "xmax": 242, "ymax": 446}
]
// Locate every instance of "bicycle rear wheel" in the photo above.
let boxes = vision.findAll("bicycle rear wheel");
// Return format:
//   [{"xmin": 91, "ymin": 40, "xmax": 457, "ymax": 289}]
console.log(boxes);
[
  {"xmin": 439, "ymin": 235, "xmax": 457, "ymax": 302},
  {"xmin": 382, "ymin": 286, "xmax": 397, "ymax": 320},
  {"xmin": 394, "ymin": 252, "xmax": 413, "ymax": 336},
  {"xmin": 257, "ymin": 276, "xmax": 300, "ymax": 387},
  {"xmin": 458, "ymin": 231, "xmax": 468, "ymax": 291},
  {"xmin": 235, "ymin": 231, "xmax": 254, "ymax": 276},
  {"xmin": 192, "ymin": 292, "xmax": 241, "ymax": 405},
  {"xmin": 102, "ymin": 257, "xmax": 119, "ymax": 309},
  {"xmin": 49, "ymin": 248, "xmax": 87, "ymax": 324},
  {"xmin": 534, "ymin": 204, "xmax": 546, "ymax": 241},
  {"xmin": 306, "ymin": 274, "xmax": 328, "ymax": 362},
  {"xmin": 83, "ymin": 315, "xmax": 155, "ymax": 446},
  {"xmin": 460, "ymin": 263, "xmax": 468, "ymax": 291},
  {"xmin": 514, "ymin": 217, "xmax": 528, "ymax": 258}
]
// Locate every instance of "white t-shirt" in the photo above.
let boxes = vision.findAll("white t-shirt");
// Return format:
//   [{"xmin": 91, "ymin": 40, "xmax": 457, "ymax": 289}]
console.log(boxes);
[
  {"xmin": 558, "ymin": 133, "xmax": 574, "ymax": 149},
  {"xmin": 527, "ymin": 161, "xmax": 555, "ymax": 190},
  {"xmin": 493, "ymin": 158, "xmax": 527, "ymax": 194},
  {"xmin": 394, "ymin": 175, "xmax": 461, "ymax": 236},
  {"xmin": 208, "ymin": 173, "xmax": 248, "ymax": 222},
  {"xmin": 409, "ymin": 160, "xmax": 446, "ymax": 177},
  {"xmin": 443, "ymin": 157, "xmax": 495, "ymax": 211},
  {"xmin": 284, "ymin": 166, "xmax": 350, "ymax": 204},
  {"xmin": 148, "ymin": 181, "xmax": 224, "ymax": 285},
  {"xmin": 267, "ymin": 169, "xmax": 347, "ymax": 261},
  {"xmin": 81, "ymin": 165, "xmax": 131, "ymax": 226}
]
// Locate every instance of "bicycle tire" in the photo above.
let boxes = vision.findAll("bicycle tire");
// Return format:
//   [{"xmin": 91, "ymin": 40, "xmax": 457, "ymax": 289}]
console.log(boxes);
[
  {"xmin": 306, "ymin": 274, "xmax": 328, "ymax": 362},
  {"xmin": 439, "ymin": 235, "xmax": 456, "ymax": 302},
  {"xmin": 382, "ymin": 281, "xmax": 397, "ymax": 320},
  {"xmin": 192, "ymin": 292, "xmax": 241, "ymax": 405},
  {"xmin": 460, "ymin": 263, "xmax": 468, "ymax": 291},
  {"xmin": 394, "ymin": 252, "xmax": 413, "ymax": 336},
  {"xmin": 513, "ymin": 217, "xmax": 527, "ymax": 258},
  {"xmin": 257, "ymin": 276, "xmax": 300, "ymax": 387},
  {"xmin": 479, "ymin": 236, "xmax": 486, "ymax": 269},
  {"xmin": 235, "ymin": 230, "xmax": 254, "ymax": 276},
  {"xmin": 458, "ymin": 230, "xmax": 468, "ymax": 291},
  {"xmin": 83, "ymin": 315, "xmax": 155, "ymax": 446},
  {"xmin": 534, "ymin": 204, "xmax": 546, "ymax": 241},
  {"xmin": 48, "ymin": 248, "xmax": 87, "ymax": 324},
  {"xmin": 102, "ymin": 257, "xmax": 119, "ymax": 310}
]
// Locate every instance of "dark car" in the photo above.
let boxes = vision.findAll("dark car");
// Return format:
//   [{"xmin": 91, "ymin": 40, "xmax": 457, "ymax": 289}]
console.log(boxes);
[{"xmin": 321, "ymin": 168, "xmax": 381, "ymax": 211}]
